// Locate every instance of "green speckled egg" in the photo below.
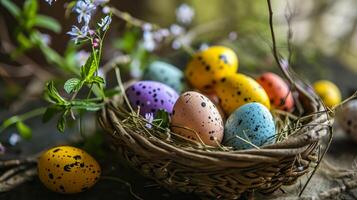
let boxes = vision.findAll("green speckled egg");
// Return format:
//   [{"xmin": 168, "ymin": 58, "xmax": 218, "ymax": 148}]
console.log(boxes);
[
  {"xmin": 38, "ymin": 146, "xmax": 101, "ymax": 194},
  {"xmin": 143, "ymin": 61, "xmax": 186, "ymax": 93}
]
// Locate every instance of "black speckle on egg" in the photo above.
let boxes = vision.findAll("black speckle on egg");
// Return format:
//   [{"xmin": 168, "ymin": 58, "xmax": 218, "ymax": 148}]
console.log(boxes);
[
  {"xmin": 73, "ymin": 155, "xmax": 81, "ymax": 160},
  {"xmin": 136, "ymin": 91, "xmax": 141, "ymax": 96},
  {"xmin": 205, "ymin": 65, "xmax": 211, "ymax": 71},
  {"xmin": 49, "ymin": 173, "xmax": 54, "ymax": 179},
  {"xmin": 201, "ymin": 102, "xmax": 206, "ymax": 107},
  {"xmin": 220, "ymin": 77, "xmax": 226, "ymax": 82},
  {"xmin": 53, "ymin": 148, "xmax": 61, "ymax": 153}
]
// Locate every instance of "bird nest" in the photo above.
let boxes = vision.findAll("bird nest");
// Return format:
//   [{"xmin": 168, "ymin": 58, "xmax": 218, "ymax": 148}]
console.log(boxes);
[{"xmin": 98, "ymin": 65, "xmax": 332, "ymax": 199}]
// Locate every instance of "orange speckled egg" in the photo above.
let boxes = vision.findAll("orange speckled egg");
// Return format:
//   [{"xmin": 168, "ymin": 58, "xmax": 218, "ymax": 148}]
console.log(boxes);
[
  {"xmin": 256, "ymin": 72, "xmax": 294, "ymax": 111},
  {"xmin": 185, "ymin": 46, "xmax": 238, "ymax": 93},
  {"xmin": 171, "ymin": 91, "xmax": 224, "ymax": 146},
  {"xmin": 38, "ymin": 146, "xmax": 101, "ymax": 194}
]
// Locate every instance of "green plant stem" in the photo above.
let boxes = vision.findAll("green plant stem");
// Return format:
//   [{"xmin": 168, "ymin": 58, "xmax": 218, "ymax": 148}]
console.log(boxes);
[{"xmin": 0, "ymin": 107, "xmax": 46, "ymax": 133}]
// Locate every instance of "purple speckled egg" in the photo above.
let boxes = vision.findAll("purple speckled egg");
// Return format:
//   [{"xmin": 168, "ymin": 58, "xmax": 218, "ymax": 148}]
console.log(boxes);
[{"xmin": 126, "ymin": 81, "xmax": 179, "ymax": 116}]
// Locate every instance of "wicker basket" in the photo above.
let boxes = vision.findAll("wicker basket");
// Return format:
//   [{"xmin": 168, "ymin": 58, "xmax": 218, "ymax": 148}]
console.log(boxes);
[{"xmin": 98, "ymin": 65, "xmax": 331, "ymax": 199}]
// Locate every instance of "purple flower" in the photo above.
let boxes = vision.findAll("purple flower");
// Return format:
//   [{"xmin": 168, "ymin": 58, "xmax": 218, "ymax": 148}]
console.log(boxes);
[
  {"xmin": 145, "ymin": 113, "xmax": 154, "ymax": 129},
  {"xmin": 73, "ymin": 0, "xmax": 96, "ymax": 25},
  {"xmin": 98, "ymin": 15, "xmax": 112, "ymax": 31},
  {"xmin": 67, "ymin": 25, "xmax": 89, "ymax": 43},
  {"xmin": 9, "ymin": 133, "xmax": 21, "ymax": 146}
]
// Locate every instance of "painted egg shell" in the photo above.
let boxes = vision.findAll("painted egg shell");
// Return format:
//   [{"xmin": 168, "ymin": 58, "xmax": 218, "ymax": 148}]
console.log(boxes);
[
  {"xmin": 337, "ymin": 99, "xmax": 357, "ymax": 141},
  {"xmin": 143, "ymin": 61, "xmax": 186, "ymax": 93},
  {"xmin": 204, "ymin": 92, "xmax": 226, "ymax": 120},
  {"xmin": 171, "ymin": 91, "xmax": 224, "ymax": 146},
  {"xmin": 215, "ymin": 73, "xmax": 271, "ymax": 114},
  {"xmin": 223, "ymin": 103, "xmax": 276, "ymax": 150},
  {"xmin": 185, "ymin": 46, "xmax": 238, "ymax": 93},
  {"xmin": 256, "ymin": 72, "xmax": 294, "ymax": 111},
  {"xmin": 313, "ymin": 80, "xmax": 341, "ymax": 108},
  {"xmin": 38, "ymin": 146, "xmax": 101, "ymax": 194},
  {"xmin": 126, "ymin": 81, "xmax": 179, "ymax": 116}
]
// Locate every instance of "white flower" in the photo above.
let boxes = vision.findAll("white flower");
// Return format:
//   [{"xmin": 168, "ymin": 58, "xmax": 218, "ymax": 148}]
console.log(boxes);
[
  {"xmin": 98, "ymin": 15, "xmax": 112, "ymax": 31},
  {"xmin": 75, "ymin": 50, "xmax": 90, "ymax": 66},
  {"xmin": 199, "ymin": 43, "xmax": 209, "ymax": 51},
  {"xmin": 73, "ymin": 0, "xmax": 96, "ymax": 25},
  {"xmin": 44, "ymin": 0, "xmax": 55, "ymax": 5},
  {"xmin": 170, "ymin": 24, "xmax": 185, "ymax": 36},
  {"xmin": 228, "ymin": 31, "xmax": 238, "ymax": 40},
  {"xmin": 40, "ymin": 33, "xmax": 52, "ymax": 45},
  {"xmin": 175, "ymin": 3, "xmax": 195, "ymax": 25},
  {"xmin": 67, "ymin": 25, "xmax": 89, "ymax": 43},
  {"xmin": 172, "ymin": 39, "xmax": 182, "ymax": 50},
  {"xmin": 145, "ymin": 113, "xmax": 154, "ymax": 129},
  {"xmin": 142, "ymin": 23, "xmax": 153, "ymax": 32},
  {"xmin": 142, "ymin": 31, "xmax": 156, "ymax": 51},
  {"xmin": 9, "ymin": 133, "xmax": 21, "ymax": 146},
  {"xmin": 102, "ymin": 6, "xmax": 110, "ymax": 14}
]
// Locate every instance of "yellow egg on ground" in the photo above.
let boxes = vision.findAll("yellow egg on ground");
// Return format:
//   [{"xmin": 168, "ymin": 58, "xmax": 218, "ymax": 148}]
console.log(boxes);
[
  {"xmin": 215, "ymin": 73, "xmax": 271, "ymax": 114},
  {"xmin": 185, "ymin": 46, "xmax": 238, "ymax": 93},
  {"xmin": 37, "ymin": 146, "xmax": 101, "ymax": 194},
  {"xmin": 313, "ymin": 80, "xmax": 341, "ymax": 108}
]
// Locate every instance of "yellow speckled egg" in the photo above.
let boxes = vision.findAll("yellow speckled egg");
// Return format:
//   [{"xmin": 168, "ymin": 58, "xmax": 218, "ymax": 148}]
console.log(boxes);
[
  {"xmin": 38, "ymin": 146, "xmax": 101, "ymax": 194},
  {"xmin": 313, "ymin": 80, "xmax": 341, "ymax": 108},
  {"xmin": 215, "ymin": 73, "xmax": 271, "ymax": 114},
  {"xmin": 171, "ymin": 91, "xmax": 224, "ymax": 146},
  {"xmin": 185, "ymin": 46, "xmax": 238, "ymax": 92}
]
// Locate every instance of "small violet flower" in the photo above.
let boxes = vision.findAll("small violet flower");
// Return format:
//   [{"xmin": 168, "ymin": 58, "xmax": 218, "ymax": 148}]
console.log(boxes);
[
  {"xmin": 142, "ymin": 31, "xmax": 156, "ymax": 52},
  {"xmin": 98, "ymin": 15, "xmax": 112, "ymax": 31},
  {"xmin": 40, "ymin": 33, "xmax": 52, "ymax": 45},
  {"xmin": 175, "ymin": 3, "xmax": 195, "ymax": 25},
  {"xmin": 145, "ymin": 113, "xmax": 154, "ymax": 129},
  {"xmin": 170, "ymin": 24, "xmax": 185, "ymax": 36},
  {"xmin": 73, "ymin": 0, "xmax": 96, "ymax": 25},
  {"xmin": 67, "ymin": 25, "xmax": 89, "ymax": 43},
  {"xmin": 92, "ymin": 38, "xmax": 100, "ymax": 48}
]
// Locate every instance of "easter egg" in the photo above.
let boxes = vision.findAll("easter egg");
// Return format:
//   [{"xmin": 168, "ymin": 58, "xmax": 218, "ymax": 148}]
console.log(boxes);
[
  {"xmin": 215, "ymin": 73, "xmax": 270, "ymax": 114},
  {"xmin": 313, "ymin": 80, "xmax": 341, "ymax": 108},
  {"xmin": 185, "ymin": 46, "xmax": 238, "ymax": 92},
  {"xmin": 37, "ymin": 146, "xmax": 101, "ymax": 194},
  {"xmin": 143, "ymin": 61, "xmax": 186, "ymax": 93},
  {"xmin": 171, "ymin": 91, "xmax": 224, "ymax": 146},
  {"xmin": 223, "ymin": 103, "xmax": 276, "ymax": 150},
  {"xmin": 337, "ymin": 99, "xmax": 357, "ymax": 141},
  {"xmin": 126, "ymin": 81, "xmax": 179, "ymax": 116},
  {"xmin": 256, "ymin": 72, "xmax": 294, "ymax": 111}
]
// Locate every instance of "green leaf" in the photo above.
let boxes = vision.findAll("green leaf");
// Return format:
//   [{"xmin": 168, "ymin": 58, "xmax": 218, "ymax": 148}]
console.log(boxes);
[
  {"xmin": 104, "ymin": 88, "xmax": 120, "ymax": 97},
  {"xmin": 153, "ymin": 109, "xmax": 170, "ymax": 129},
  {"xmin": 16, "ymin": 121, "xmax": 32, "ymax": 139},
  {"xmin": 64, "ymin": 78, "xmax": 82, "ymax": 94},
  {"xmin": 42, "ymin": 106, "xmax": 61, "ymax": 123},
  {"xmin": 90, "ymin": 76, "xmax": 105, "ymax": 87},
  {"xmin": 34, "ymin": 15, "xmax": 61, "ymax": 33},
  {"xmin": 80, "ymin": 52, "xmax": 97, "ymax": 80},
  {"xmin": 0, "ymin": 116, "xmax": 20, "ymax": 131},
  {"xmin": 23, "ymin": 0, "xmax": 38, "ymax": 29},
  {"xmin": 71, "ymin": 100, "xmax": 103, "ymax": 111},
  {"xmin": 16, "ymin": 33, "xmax": 33, "ymax": 50},
  {"xmin": 0, "ymin": 0, "xmax": 21, "ymax": 18},
  {"xmin": 44, "ymin": 81, "xmax": 66, "ymax": 104},
  {"xmin": 57, "ymin": 111, "xmax": 67, "ymax": 133}
]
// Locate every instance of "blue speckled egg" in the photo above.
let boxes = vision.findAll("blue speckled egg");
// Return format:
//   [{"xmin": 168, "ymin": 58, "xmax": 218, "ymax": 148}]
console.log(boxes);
[
  {"xmin": 143, "ymin": 61, "xmax": 186, "ymax": 93},
  {"xmin": 126, "ymin": 81, "xmax": 179, "ymax": 116},
  {"xmin": 223, "ymin": 102, "xmax": 276, "ymax": 150}
]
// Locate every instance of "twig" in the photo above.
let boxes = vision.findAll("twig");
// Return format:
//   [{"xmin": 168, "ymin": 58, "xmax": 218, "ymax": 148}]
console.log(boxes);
[
  {"xmin": 0, "ymin": 167, "xmax": 37, "ymax": 192},
  {"xmin": 319, "ymin": 179, "xmax": 357, "ymax": 199}
]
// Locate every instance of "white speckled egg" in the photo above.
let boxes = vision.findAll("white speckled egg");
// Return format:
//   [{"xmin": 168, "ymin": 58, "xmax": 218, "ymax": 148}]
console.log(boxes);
[
  {"xmin": 37, "ymin": 146, "xmax": 101, "ymax": 194},
  {"xmin": 337, "ymin": 99, "xmax": 357, "ymax": 141},
  {"xmin": 171, "ymin": 91, "xmax": 224, "ymax": 146},
  {"xmin": 143, "ymin": 61, "xmax": 186, "ymax": 93},
  {"xmin": 223, "ymin": 103, "xmax": 276, "ymax": 150}
]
